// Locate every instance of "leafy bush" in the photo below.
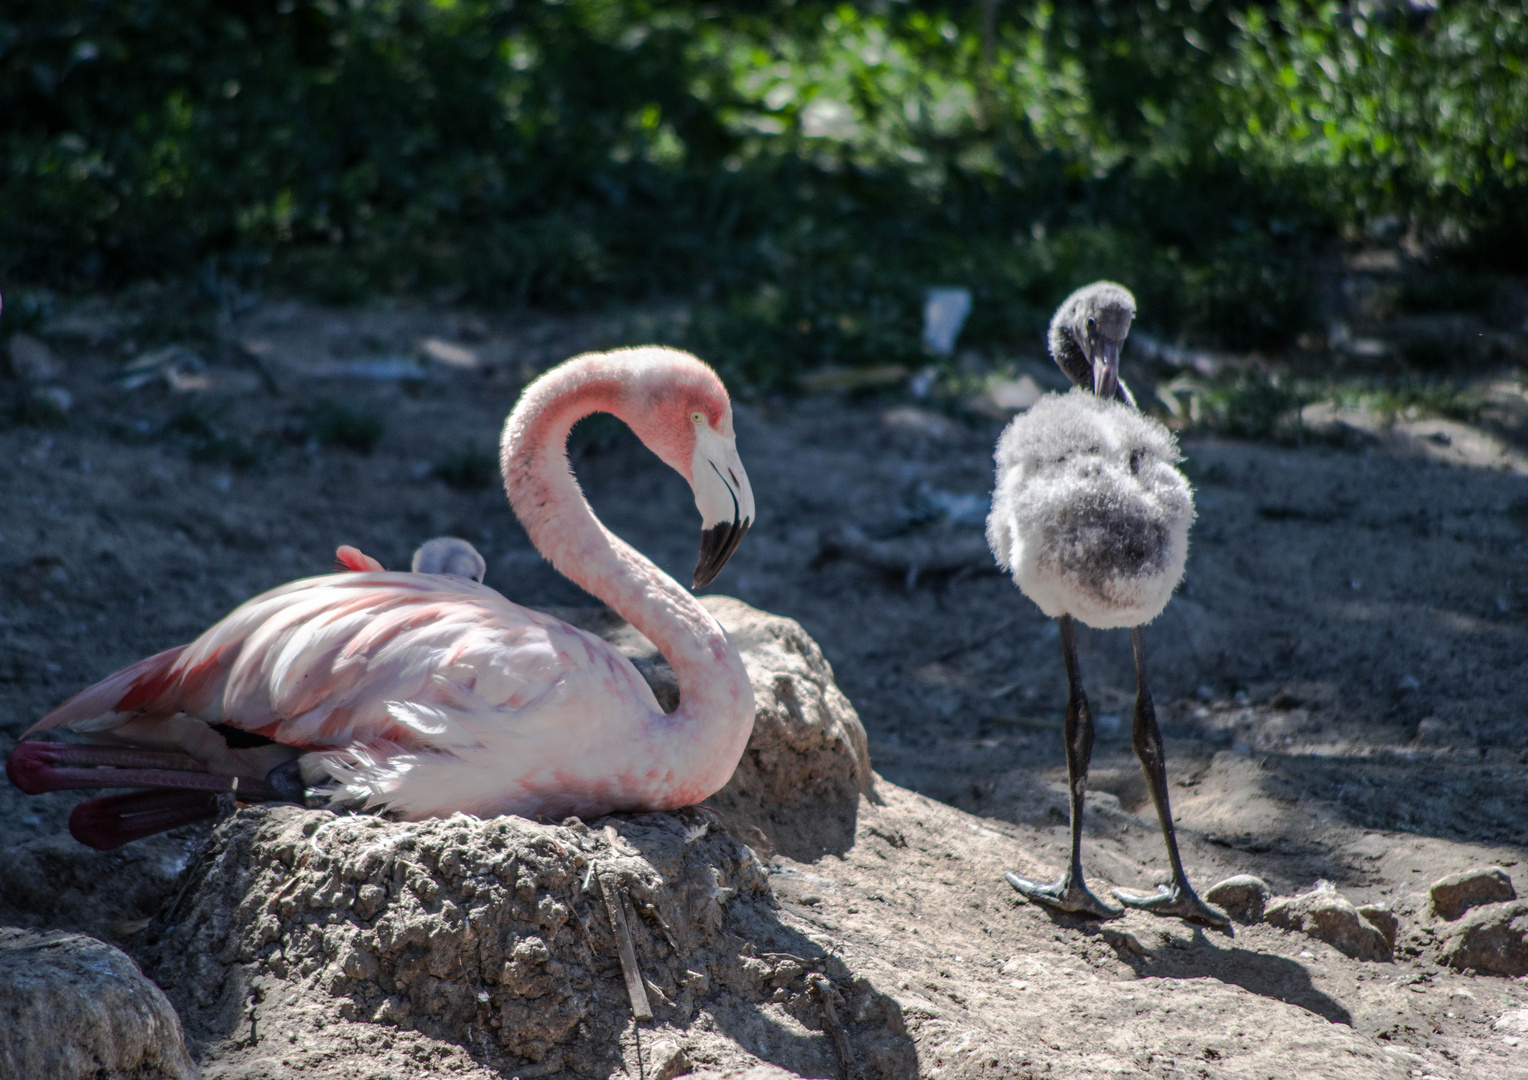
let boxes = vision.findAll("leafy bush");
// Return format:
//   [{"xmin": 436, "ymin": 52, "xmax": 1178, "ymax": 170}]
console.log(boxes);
[{"xmin": 0, "ymin": 1, "xmax": 1522, "ymax": 384}]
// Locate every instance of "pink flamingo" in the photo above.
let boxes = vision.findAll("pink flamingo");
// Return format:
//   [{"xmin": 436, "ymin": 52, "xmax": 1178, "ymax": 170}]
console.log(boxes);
[{"xmin": 7, "ymin": 347, "xmax": 756, "ymax": 849}]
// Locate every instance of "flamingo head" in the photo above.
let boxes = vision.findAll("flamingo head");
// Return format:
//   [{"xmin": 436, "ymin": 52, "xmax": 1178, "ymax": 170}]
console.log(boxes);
[
  {"xmin": 1048, "ymin": 281, "xmax": 1136, "ymax": 400},
  {"xmin": 620, "ymin": 349, "xmax": 756, "ymax": 589}
]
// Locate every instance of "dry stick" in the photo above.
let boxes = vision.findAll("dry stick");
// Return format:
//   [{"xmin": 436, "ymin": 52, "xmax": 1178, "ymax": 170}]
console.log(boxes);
[
  {"xmin": 921, "ymin": 613, "xmax": 1020, "ymax": 666},
  {"xmin": 810, "ymin": 975, "xmax": 856, "ymax": 1080},
  {"xmin": 600, "ymin": 872, "xmax": 653, "ymax": 1021}
]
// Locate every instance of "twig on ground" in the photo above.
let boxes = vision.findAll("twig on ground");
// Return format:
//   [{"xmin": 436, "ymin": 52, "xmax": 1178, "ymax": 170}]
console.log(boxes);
[
  {"xmin": 600, "ymin": 872, "xmax": 654, "ymax": 1021},
  {"xmin": 817, "ymin": 524, "xmax": 998, "ymax": 591},
  {"xmin": 810, "ymin": 974, "xmax": 857, "ymax": 1080}
]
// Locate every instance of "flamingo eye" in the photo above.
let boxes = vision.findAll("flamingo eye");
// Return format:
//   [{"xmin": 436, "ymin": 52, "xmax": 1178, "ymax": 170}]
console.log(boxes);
[{"xmin": 690, "ymin": 411, "xmax": 706, "ymax": 425}]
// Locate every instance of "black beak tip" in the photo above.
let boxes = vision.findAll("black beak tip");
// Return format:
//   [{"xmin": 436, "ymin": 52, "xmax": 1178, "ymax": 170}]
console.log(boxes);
[{"xmin": 693, "ymin": 518, "xmax": 751, "ymax": 590}]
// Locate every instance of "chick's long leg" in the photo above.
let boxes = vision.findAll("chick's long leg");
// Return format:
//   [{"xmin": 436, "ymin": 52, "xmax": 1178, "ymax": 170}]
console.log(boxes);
[
  {"xmin": 1004, "ymin": 615, "xmax": 1122, "ymax": 920},
  {"xmin": 1111, "ymin": 626, "xmax": 1229, "ymax": 927}
]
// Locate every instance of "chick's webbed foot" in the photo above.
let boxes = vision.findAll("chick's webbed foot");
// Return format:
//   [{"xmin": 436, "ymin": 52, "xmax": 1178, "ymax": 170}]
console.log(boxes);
[
  {"xmin": 1112, "ymin": 883, "xmax": 1229, "ymax": 928},
  {"xmin": 1005, "ymin": 870, "xmax": 1123, "ymax": 921}
]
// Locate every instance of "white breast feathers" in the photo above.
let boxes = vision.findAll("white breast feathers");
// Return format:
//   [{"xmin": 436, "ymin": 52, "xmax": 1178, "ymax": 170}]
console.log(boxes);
[{"xmin": 987, "ymin": 390, "xmax": 1195, "ymax": 629}]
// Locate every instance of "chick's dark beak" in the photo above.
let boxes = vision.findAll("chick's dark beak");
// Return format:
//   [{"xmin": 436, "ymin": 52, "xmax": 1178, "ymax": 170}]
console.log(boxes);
[
  {"xmin": 693, "ymin": 517, "xmax": 751, "ymax": 590},
  {"xmin": 1090, "ymin": 337, "xmax": 1120, "ymax": 400}
]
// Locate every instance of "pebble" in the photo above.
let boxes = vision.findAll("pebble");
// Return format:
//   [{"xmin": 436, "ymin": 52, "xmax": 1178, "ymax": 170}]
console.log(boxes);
[{"xmin": 1205, "ymin": 874, "xmax": 1271, "ymax": 923}]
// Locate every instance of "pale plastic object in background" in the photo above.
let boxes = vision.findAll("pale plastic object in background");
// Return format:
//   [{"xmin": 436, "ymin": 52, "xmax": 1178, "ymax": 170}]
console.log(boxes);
[{"xmin": 922, "ymin": 287, "xmax": 972, "ymax": 357}]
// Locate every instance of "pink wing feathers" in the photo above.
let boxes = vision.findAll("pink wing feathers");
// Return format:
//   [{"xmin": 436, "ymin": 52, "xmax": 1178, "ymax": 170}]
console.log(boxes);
[{"xmin": 26, "ymin": 572, "xmax": 664, "ymax": 817}]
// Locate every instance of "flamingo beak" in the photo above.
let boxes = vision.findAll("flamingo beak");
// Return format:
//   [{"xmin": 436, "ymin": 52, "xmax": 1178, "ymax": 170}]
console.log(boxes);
[
  {"xmin": 1090, "ymin": 336, "xmax": 1121, "ymax": 400},
  {"xmin": 691, "ymin": 430, "xmax": 755, "ymax": 589}
]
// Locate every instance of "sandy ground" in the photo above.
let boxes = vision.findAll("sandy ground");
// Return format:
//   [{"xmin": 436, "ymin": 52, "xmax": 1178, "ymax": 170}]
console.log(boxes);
[{"xmin": 2, "ymin": 294, "xmax": 1528, "ymax": 1078}]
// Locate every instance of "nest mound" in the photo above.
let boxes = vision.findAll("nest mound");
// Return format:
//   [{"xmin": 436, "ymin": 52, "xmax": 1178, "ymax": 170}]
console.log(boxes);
[{"xmin": 136, "ymin": 597, "xmax": 911, "ymax": 1079}]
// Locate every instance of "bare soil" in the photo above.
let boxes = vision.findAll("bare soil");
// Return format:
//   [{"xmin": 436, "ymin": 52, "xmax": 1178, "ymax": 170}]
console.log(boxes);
[{"xmin": 3, "ymin": 294, "xmax": 1528, "ymax": 1078}]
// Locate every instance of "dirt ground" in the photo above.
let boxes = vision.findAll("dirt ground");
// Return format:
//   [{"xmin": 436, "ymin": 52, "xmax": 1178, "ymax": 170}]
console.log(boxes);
[{"xmin": 2, "ymin": 291, "xmax": 1528, "ymax": 1078}]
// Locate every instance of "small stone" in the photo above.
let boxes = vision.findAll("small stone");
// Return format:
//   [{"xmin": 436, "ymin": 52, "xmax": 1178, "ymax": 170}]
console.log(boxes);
[
  {"xmin": 1358, "ymin": 904, "xmax": 1399, "ymax": 948},
  {"xmin": 881, "ymin": 405, "xmax": 959, "ymax": 442},
  {"xmin": 7, "ymin": 333, "xmax": 59, "ymax": 382},
  {"xmin": 1430, "ymin": 866, "xmax": 1517, "ymax": 921},
  {"xmin": 1205, "ymin": 874, "xmax": 1271, "ymax": 923},
  {"xmin": 0, "ymin": 927, "xmax": 197, "ymax": 1080},
  {"xmin": 1437, "ymin": 900, "xmax": 1528, "ymax": 976},
  {"xmin": 1264, "ymin": 883, "xmax": 1392, "ymax": 961},
  {"xmin": 1414, "ymin": 717, "xmax": 1453, "ymax": 746},
  {"xmin": 1497, "ymin": 1008, "xmax": 1528, "ymax": 1034},
  {"xmin": 418, "ymin": 337, "xmax": 479, "ymax": 369},
  {"xmin": 650, "ymin": 1040, "xmax": 693, "ymax": 1080}
]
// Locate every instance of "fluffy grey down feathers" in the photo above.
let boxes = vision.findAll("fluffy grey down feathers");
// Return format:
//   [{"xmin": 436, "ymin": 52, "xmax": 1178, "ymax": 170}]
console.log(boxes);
[{"xmin": 987, "ymin": 390, "xmax": 1194, "ymax": 629}]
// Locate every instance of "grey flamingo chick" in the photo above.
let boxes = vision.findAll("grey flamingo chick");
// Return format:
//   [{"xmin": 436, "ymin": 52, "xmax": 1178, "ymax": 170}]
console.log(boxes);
[
  {"xmin": 410, "ymin": 537, "xmax": 488, "ymax": 582},
  {"xmin": 987, "ymin": 281, "xmax": 1227, "ymax": 927},
  {"xmin": 332, "ymin": 537, "xmax": 487, "ymax": 583}
]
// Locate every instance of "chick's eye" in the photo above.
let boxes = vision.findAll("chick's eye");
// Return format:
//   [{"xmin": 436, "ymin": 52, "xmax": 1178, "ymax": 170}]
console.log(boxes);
[{"xmin": 690, "ymin": 411, "xmax": 706, "ymax": 424}]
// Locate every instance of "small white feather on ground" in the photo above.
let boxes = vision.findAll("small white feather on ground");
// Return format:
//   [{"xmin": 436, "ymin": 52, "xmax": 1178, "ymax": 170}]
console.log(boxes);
[{"xmin": 987, "ymin": 389, "xmax": 1194, "ymax": 629}]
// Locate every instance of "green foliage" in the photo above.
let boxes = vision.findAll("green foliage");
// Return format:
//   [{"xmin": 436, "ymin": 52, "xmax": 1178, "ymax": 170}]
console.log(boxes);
[
  {"xmin": 0, "ymin": 1, "xmax": 1523, "ymax": 383},
  {"xmin": 1158, "ymin": 369, "xmax": 1485, "ymax": 442},
  {"xmin": 1224, "ymin": 2, "xmax": 1528, "ymax": 265}
]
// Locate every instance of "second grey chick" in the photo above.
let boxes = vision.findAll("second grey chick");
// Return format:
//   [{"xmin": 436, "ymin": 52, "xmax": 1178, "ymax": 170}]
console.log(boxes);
[{"xmin": 411, "ymin": 537, "xmax": 487, "ymax": 583}]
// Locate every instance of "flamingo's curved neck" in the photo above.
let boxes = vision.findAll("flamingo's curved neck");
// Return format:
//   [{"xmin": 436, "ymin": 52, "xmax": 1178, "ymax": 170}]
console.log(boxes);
[{"xmin": 500, "ymin": 363, "xmax": 749, "ymax": 728}]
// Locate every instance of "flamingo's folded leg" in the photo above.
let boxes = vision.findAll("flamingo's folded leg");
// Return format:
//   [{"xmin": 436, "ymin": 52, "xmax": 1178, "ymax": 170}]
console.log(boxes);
[
  {"xmin": 69, "ymin": 789, "xmax": 221, "ymax": 850},
  {"xmin": 6, "ymin": 741, "xmax": 273, "ymax": 799}
]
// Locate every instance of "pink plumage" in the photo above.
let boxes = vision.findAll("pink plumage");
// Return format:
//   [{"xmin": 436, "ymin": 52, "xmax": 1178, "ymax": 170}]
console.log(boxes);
[{"xmin": 11, "ymin": 347, "xmax": 757, "ymax": 846}]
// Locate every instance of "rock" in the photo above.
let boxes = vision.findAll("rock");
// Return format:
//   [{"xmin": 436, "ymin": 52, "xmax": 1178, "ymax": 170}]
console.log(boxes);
[
  {"xmin": 1497, "ymin": 1008, "xmax": 1528, "ymax": 1034},
  {"xmin": 1357, "ymin": 904, "xmax": 1399, "ymax": 949},
  {"xmin": 7, "ymin": 333, "xmax": 59, "ymax": 382},
  {"xmin": 1437, "ymin": 900, "xmax": 1528, "ymax": 976},
  {"xmin": 1264, "ymin": 883, "xmax": 1393, "ymax": 961},
  {"xmin": 649, "ymin": 1040, "xmax": 693, "ymax": 1080},
  {"xmin": 689, "ymin": 1068, "xmax": 804, "ymax": 1080},
  {"xmin": 0, "ymin": 927, "xmax": 198, "ymax": 1080},
  {"xmin": 1204, "ymin": 874, "xmax": 1271, "ymax": 923},
  {"xmin": 1429, "ymin": 866, "xmax": 1517, "ymax": 920},
  {"xmin": 1414, "ymin": 716, "xmax": 1455, "ymax": 746},
  {"xmin": 417, "ymin": 337, "xmax": 479, "ymax": 369},
  {"xmin": 881, "ymin": 405, "xmax": 960, "ymax": 442},
  {"xmin": 704, "ymin": 597, "xmax": 875, "ymax": 843}
]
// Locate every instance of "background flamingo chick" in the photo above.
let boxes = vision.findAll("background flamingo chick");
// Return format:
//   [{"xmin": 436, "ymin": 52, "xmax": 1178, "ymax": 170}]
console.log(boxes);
[
  {"xmin": 988, "ymin": 280, "xmax": 1226, "ymax": 928},
  {"xmin": 411, "ymin": 537, "xmax": 487, "ymax": 582}
]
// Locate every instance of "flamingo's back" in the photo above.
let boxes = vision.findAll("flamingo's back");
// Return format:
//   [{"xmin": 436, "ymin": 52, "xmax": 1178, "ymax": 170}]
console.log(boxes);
[{"xmin": 27, "ymin": 572, "xmax": 673, "ymax": 820}]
